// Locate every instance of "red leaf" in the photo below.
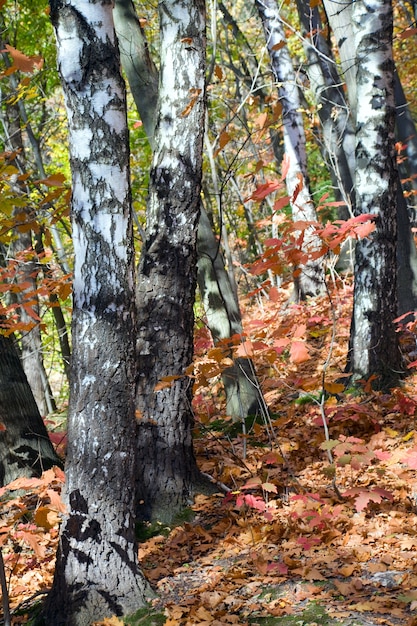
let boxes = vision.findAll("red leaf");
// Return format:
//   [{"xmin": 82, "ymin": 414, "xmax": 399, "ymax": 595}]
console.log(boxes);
[
  {"xmin": 354, "ymin": 221, "xmax": 376, "ymax": 239},
  {"xmin": 4, "ymin": 44, "xmax": 43, "ymax": 73},
  {"xmin": 343, "ymin": 487, "xmax": 393, "ymax": 512},
  {"xmin": 247, "ymin": 180, "xmax": 282, "ymax": 202},
  {"xmin": 296, "ymin": 536, "xmax": 321, "ymax": 551},
  {"xmin": 290, "ymin": 341, "xmax": 310, "ymax": 364},
  {"xmin": 243, "ymin": 493, "xmax": 266, "ymax": 512}
]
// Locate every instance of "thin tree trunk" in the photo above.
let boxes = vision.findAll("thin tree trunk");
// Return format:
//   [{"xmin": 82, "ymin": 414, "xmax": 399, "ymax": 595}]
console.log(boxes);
[
  {"xmin": 256, "ymin": 0, "xmax": 326, "ymax": 299},
  {"xmin": 45, "ymin": 1, "xmax": 153, "ymax": 622},
  {"xmin": 295, "ymin": 0, "xmax": 355, "ymax": 216},
  {"xmin": 0, "ymin": 88, "xmax": 56, "ymax": 415}
]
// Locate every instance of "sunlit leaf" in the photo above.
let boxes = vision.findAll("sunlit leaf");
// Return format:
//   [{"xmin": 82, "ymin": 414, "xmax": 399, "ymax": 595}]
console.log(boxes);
[{"xmin": 290, "ymin": 341, "xmax": 310, "ymax": 364}]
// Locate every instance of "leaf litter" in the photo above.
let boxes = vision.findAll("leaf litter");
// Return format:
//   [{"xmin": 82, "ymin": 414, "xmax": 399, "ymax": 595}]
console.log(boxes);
[{"xmin": 3, "ymin": 278, "xmax": 417, "ymax": 625}]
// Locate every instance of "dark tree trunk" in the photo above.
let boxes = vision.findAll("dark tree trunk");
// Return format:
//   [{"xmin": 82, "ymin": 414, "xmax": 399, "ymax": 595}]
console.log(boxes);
[
  {"xmin": 44, "ymin": 1, "xmax": 153, "ymax": 623},
  {"xmin": 0, "ymin": 333, "xmax": 62, "ymax": 486}
]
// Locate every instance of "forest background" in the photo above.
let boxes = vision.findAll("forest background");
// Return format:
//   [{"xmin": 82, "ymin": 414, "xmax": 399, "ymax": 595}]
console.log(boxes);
[{"xmin": 2, "ymin": 0, "xmax": 417, "ymax": 624}]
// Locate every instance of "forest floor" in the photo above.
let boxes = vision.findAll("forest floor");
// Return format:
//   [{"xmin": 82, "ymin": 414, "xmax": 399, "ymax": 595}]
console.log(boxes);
[{"xmin": 3, "ymin": 276, "xmax": 417, "ymax": 625}]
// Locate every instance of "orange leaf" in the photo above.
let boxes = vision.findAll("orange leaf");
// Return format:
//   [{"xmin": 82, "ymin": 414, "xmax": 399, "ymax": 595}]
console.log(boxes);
[
  {"xmin": 269, "ymin": 286, "xmax": 280, "ymax": 302},
  {"xmin": 293, "ymin": 323, "xmax": 306, "ymax": 339},
  {"xmin": 354, "ymin": 221, "xmax": 376, "ymax": 239},
  {"xmin": 236, "ymin": 340, "xmax": 254, "ymax": 358},
  {"xmin": 4, "ymin": 44, "xmax": 43, "ymax": 73},
  {"xmin": 36, "ymin": 172, "xmax": 66, "ymax": 187},
  {"xmin": 247, "ymin": 179, "xmax": 282, "ymax": 202},
  {"xmin": 18, "ymin": 530, "xmax": 46, "ymax": 558},
  {"xmin": 271, "ymin": 40, "xmax": 286, "ymax": 51},
  {"xmin": 290, "ymin": 341, "xmax": 310, "ymax": 364},
  {"xmin": 154, "ymin": 375, "xmax": 181, "ymax": 391},
  {"xmin": 324, "ymin": 382, "xmax": 345, "ymax": 394},
  {"xmin": 398, "ymin": 27, "xmax": 417, "ymax": 39}
]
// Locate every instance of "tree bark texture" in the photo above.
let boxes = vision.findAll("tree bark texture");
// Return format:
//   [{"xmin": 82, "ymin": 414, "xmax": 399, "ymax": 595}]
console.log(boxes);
[
  {"xmin": 0, "ymin": 333, "xmax": 61, "ymax": 486},
  {"xmin": 322, "ymin": 0, "xmax": 357, "ymax": 119},
  {"xmin": 45, "ymin": 2, "xmax": 152, "ymax": 624},
  {"xmin": 256, "ymin": 0, "xmax": 325, "ymax": 299},
  {"xmin": 348, "ymin": 0, "xmax": 402, "ymax": 388},
  {"xmin": 135, "ymin": 0, "xmax": 208, "ymax": 523}
]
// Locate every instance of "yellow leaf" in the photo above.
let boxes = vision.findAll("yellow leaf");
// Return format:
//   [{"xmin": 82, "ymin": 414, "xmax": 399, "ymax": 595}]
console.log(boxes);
[
  {"xmin": 403, "ymin": 430, "xmax": 415, "ymax": 442},
  {"xmin": 384, "ymin": 427, "xmax": 399, "ymax": 438},
  {"xmin": 34, "ymin": 506, "xmax": 60, "ymax": 530}
]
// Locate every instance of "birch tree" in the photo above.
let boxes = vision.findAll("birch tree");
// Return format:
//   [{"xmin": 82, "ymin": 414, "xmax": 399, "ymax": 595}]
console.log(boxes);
[
  {"xmin": 255, "ymin": 0, "xmax": 325, "ymax": 299},
  {"xmin": 44, "ymin": 1, "xmax": 152, "ymax": 622},
  {"xmin": 133, "ymin": 0, "xmax": 209, "ymax": 523},
  {"xmin": 348, "ymin": 0, "xmax": 403, "ymax": 388}
]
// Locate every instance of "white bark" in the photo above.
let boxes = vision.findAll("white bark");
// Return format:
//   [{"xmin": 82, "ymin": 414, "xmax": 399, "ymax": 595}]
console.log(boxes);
[
  {"xmin": 256, "ymin": 0, "xmax": 325, "ymax": 298},
  {"xmin": 349, "ymin": 0, "xmax": 402, "ymax": 387},
  {"xmin": 45, "ymin": 1, "xmax": 153, "ymax": 623}
]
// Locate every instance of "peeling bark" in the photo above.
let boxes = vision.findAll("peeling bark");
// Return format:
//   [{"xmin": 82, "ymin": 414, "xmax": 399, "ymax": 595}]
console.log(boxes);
[
  {"xmin": 45, "ymin": 1, "xmax": 153, "ymax": 623},
  {"xmin": 348, "ymin": 0, "xmax": 403, "ymax": 389}
]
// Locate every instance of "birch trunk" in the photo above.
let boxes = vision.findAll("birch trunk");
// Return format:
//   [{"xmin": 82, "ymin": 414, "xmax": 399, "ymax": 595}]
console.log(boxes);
[
  {"xmin": 45, "ymin": 1, "xmax": 153, "ymax": 623},
  {"xmin": 255, "ymin": 0, "xmax": 325, "ymax": 299},
  {"xmin": 134, "ymin": 0, "xmax": 209, "ymax": 523},
  {"xmin": 348, "ymin": 0, "xmax": 402, "ymax": 388}
]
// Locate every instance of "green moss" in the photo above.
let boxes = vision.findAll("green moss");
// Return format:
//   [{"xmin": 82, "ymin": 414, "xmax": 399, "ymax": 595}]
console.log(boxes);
[{"xmin": 124, "ymin": 605, "xmax": 166, "ymax": 626}]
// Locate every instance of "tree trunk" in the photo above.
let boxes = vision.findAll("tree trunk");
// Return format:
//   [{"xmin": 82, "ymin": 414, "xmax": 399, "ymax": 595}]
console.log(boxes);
[
  {"xmin": 134, "ymin": 0, "xmax": 208, "ymax": 524},
  {"xmin": 197, "ymin": 208, "xmax": 264, "ymax": 418},
  {"xmin": 0, "ymin": 333, "xmax": 62, "ymax": 486},
  {"xmin": 348, "ymin": 0, "xmax": 402, "ymax": 389},
  {"xmin": 324, "ymin": 0, "xmax": 417, "ymax": 315},
  {"xmin": 322, "ymin": 0, "xmax": 357, "ymax": 120},
  {"xmin": 255, "ymin": 0, "xmax": 326, "ymax": 299},
  {"xmin": 295, "ymin": 0, "xmax": 355, "ymax": 216},
  {"xmin": 44, "ymin": 2, "xmax": 153, "ymax": 623},
  {"xmin": 394, "ymin": 68, "xmax": 417, "ymax": 219}
]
